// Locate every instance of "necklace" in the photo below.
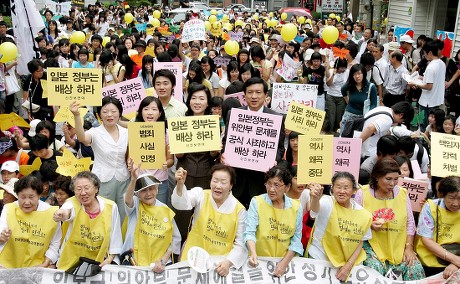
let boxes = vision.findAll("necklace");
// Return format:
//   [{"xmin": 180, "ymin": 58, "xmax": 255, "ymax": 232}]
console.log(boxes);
[{"xmin": 373, "ymin": 189, "xmax": 394, "ymax": 200}]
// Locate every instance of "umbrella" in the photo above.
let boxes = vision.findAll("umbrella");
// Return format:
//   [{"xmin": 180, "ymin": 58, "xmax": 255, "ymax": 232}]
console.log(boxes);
[
  {"xmin": 0, "ymin": 112, "xmax": 30, "ymax": 131},
  {"xmin": 282, "ymin": 8, "xmax": 313, "ymax": 19}
]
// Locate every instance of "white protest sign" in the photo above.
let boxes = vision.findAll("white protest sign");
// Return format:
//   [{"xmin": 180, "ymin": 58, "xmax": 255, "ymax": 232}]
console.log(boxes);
[
  {"xmin": 213, "ymin": 56, "xmax": 231, "ymax": 67},
  {"xmin": 181, "ymin": 19, "xmax": 206, "ymax": 42},
  {"xmin": 276, "ymin": 53, "xmax": 302, "ymax": 82},
  {"xmin": 271, "ymin": 83, "xmax": 318, "ymax": 114},
  {"xmin": 229, "ymin": 31, "xmax": 243, "ymax": 41}
]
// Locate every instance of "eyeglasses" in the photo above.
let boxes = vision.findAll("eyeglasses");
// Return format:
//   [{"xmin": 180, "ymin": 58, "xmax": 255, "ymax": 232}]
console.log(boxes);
[
  {"xmin": 264, "ymin": 182, "xmax": 285, "ymax": 190},
  {"xmin": 74, "ymin": 185, "xmax": 96, "ymax": 193}
]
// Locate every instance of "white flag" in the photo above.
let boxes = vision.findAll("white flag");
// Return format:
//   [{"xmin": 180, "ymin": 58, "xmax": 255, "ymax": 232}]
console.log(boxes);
[{"xmin": 10, "ymin": 0, "xmax": 45, "ymax": 75}]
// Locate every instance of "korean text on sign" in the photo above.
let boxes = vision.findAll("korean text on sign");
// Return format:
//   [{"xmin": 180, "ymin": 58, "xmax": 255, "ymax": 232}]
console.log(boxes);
[
  {"xmin": 431, "ymin": 132, "xmax": 460, "ymax": 177},
  {"xmin": 332, "ymin": 138, "xmax": 362, "ymax": 182},
  {"xmin": 128, "ymin": 122, "xmax": 166, "ymax": 169},
  {"xmin": 168, "ymin": 115, "xmax": 221, "ymax": 154},
  {"xmin": 225, "ymin": 108, "xmax": 282, "ymax": 172},
  {"xmin": 181, "ymin": 19, "xmax": 206, "ymax": 42},
  {"xmin": 47, "ymin": 68, "xmax": 102, "ymax": 106},
  {"xmin": 397, "ymin": 177, "xmax": 429, "ymax": 212},
  {"xmin": 271, "ymin": 83, "xmax": 318, "ymax": 114},
  {"xmin": 102, "ymin": 77, "xmax": 146, "ymax": 116},
  {"xmin": 285, "ymin": 102, "xmax": 325, "ymax": 135},
  {"xmin": 298, "ymin": 135, "xmax": 334, "ymax": 184}
]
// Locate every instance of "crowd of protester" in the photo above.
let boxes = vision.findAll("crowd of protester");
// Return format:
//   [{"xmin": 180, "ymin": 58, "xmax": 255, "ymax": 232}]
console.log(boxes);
[{"xmin": 0, "ymin": 1, "xmax": 459, "ymax": 281}]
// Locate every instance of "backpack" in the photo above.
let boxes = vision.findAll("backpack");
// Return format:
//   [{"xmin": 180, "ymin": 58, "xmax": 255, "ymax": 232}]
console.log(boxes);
[{"xmin": 341, "ymin": 111, "xmax": 394, "ymax": 138}]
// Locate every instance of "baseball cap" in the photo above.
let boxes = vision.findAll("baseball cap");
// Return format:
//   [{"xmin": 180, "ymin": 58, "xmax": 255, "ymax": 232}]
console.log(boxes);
[
  {"xmin": 399, "ymin": 35, "xmax": 414, "ymax": 44},
  {"xmin": 388, "ymin": 41, "xmax": 401, "ymax": 51},
  {"xmin": 28, "ymin": 119, "xmax": 41, "ymax": 137},
  {"xmin": 135, "ymin": 174, "xmax": 161, "ymax": 193},
  {"xmin": 249, "ymin": 37, "xmax": 261, "ymax": 45},
  {"xmin": 0, "ymin": 178, "xmax": 19, "ymax": 199},
  {"xmin": 134, "ymin": 40, "xmax": 147, "ymax": 48},
  {"xmin": 1, "ymin": 161, "xmax": 19, "ymax": 173}
]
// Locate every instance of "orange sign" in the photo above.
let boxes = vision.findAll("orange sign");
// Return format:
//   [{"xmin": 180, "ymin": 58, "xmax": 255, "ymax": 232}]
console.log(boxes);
[{"xmin": 332, "ymin": 47, "xmax": 349, "ymax": 59}]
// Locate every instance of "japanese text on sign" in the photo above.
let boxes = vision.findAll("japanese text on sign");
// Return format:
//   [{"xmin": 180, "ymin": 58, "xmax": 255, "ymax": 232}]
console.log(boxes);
[
  {"xmin": 271, "ymin": 83, "xmax": 318, "ymax": 114},
  {"xmin": 128, "ymin": 122, "xmax": 166, "ymax": 169},
  {"xmin": 102, "ymin": 77, "xmax": 146, "ymax": 116},
  {"xmin": 431, "ymin": 132, "xmax": 460, "ymax": 177},
  {"xmin": 285, "ymin": 102, "xmax": 325, "ymax": 135},
  {"xmin": 225, "ymin": 108, "xmax": 281, "ymax": 172},
  {"xmin": 298, "ymin": 135, "xmax": 333, "ymax": 184},
  {"xmin": 168, "ymin": 115, "xmax": 221, "ymax": 154},
  {"xmin": 47, "ymin": 68, "xmax": 102, "ymax": 106}
]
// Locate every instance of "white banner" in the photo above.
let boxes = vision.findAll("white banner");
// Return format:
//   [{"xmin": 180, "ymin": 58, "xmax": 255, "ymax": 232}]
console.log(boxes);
[
  {"xmin": 0, "ymin": 257, "xmax": 454, "ymax": 284},
  {"xmin": 271, "ymin": 83, "xmax": 318, "ymax": 114},
  {"xmin": 181, "ymin": 19, "xmax": 206, "ymax": 42}
]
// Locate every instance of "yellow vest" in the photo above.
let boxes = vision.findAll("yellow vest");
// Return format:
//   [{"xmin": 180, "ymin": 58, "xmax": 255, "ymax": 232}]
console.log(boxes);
[
  {"xmin": 57, "ymin": 196, "xmax": 113, "ymax": 270},
  {"xmin": 363, "ymin": 187, "xmax": 407, "ymax": 264},
  {"xmin": 255, "ymin": 195, "xmax": 300, "ymax": 257},
  {"xmin": 0, "ymin": 203, "xmax": 58, "ymax": 268},
  {"xmin": 181, "ymin": 191, "xmax": 244, "ymax": 261},
  {"xmin": 415, "ymin": 199, "xmax": 460, "ymax": 267},
  {"xmin": 133, "ymin": 202, "xmax": 175, "ymax": 266},
  {"xmin": 321, "ymin": 199, "xmax": 372, "ymax": 267}
]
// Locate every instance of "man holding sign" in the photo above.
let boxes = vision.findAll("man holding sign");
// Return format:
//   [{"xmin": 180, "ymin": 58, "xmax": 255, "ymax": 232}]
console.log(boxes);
[{"xmin": 222, "ymin": 78, "xmax": 285, "ymax": 207}]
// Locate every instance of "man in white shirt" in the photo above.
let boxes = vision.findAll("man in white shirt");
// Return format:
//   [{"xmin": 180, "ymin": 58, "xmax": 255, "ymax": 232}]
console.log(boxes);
[
  {"xmin": 408, "ymin": 40, "xmax": 446, "ymax": 131},
  {"xmin": 383, "ymin": 51, "xmax": 409, "ymax": 107},
  {"xmin": 359, "ymin": 101, "xmax": 414, "ymax": 158}
]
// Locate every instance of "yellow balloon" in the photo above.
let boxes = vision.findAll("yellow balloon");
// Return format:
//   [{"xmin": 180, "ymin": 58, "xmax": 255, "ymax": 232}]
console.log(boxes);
[
  {"xmin": 298, "ymin": 16, "xmax": 306, "ymax": 24},
  {"xmin": 306, "ymin": 19, "xmax": 312, "ymax": 24},
  {"xmin": 204, "ymin": 21, "xmax": 211, "ymax": 31},
  {"xmin": 329, "ymin": 13, "xmax": 336, "ymax": 19},
  {"xmin": 253, "ymin": 14, "xmax": 259, "ymax": 21},
  {"xmin": 212, "ymin": 21, "xmax": 221, "ymax": 29},
  {"xmin": 222, "ymin": 14, "xmax": 228, "ymax": 21},
  {"xmin": 223, "ymin": 23, "xmax": 233, "ymax": 31},
  {"xmin": 235, "ymin": 19, "xmax": 244, "ymax": 27},
  {"xmin": 0, "ymin": 42, "xmax": 18, "ymax": 63},
  {"xmin": 270, "ymin": 19, "xmax": 278, "ymax": 28},
  {"xmin": 124, "ymin": 13, "xmax": 134, "ymax": 24},
  {"xmin": 211, "ymin": 9, "xmax": 217, "ymax": 15},
  {"xmin": 70, "ymin": 31, "xmax": 86, "ymax": 44},
  {"xmin": 281, "ymin": 13, "xmax": 287, "ymax": 20},
  {"xmin": 150, "ymin": 18, "xmax": 160, "ymax": 28},
  {"xmin": 209, "ymin": 15, "xmax": 217, "ymax": 24},
  {"xmin": 224, "ymin": 40, "xmax": 240, "ymax": 56},
  {"xmin": 102, "ymin": 36, "xmax": 110, "ymax": 48},
  {"xmin": 269, "ymin": 12, "xmax": 274, "ymax": 17},
  {"xmin": 153, "ymin": 10, "xmax": 161, "ymax": 19},
  {"xmin": 281, "ymin": 23, "xmax": 297, "ymax": 42},
  {"xmin": 336, "ymin": 16, "xmax": 341, "ymax": 22},
  {"xmin": 322, "ymin": 25, "xmax": 339, "ymax": 44}
]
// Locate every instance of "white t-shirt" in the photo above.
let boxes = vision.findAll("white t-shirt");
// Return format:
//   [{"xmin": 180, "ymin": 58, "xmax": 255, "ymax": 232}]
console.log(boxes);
[
  {"xmin": 207, "ymin": 72, "xmax": 220, "ymax": 89},
  {"xmin": 360, "ymin": 106, "xmax": 394, "ymax": 157},
  {"xmin": 418, "ymin": 58, "xmax": 446, "ymax": 107},
  {"xmin": 327, "ymin": 69, "xmax": 349, "ymax": 97}
]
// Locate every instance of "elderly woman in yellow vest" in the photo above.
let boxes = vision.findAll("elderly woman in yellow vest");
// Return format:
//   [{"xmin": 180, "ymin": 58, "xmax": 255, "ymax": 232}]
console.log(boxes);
[
  {"xmin": 244, "ymin": 166, "xmax": 303, "ymax": 278},
  {"xmin": 354, "ymin": 158, "xmax": 425, "ymax": 280},
  {"xmin": 172, "ymin": 164, "xmax": 247, "ymax": 277},
  {"xmin": 121, "ymin": 159, "xmax": 181, "ymax": 272},
  {"xmin": 308, "ymin": 172, "xmax": 372, "ymax": 281},
  {"xmin": 53, "ymin": 171, "xmax": 123, "ymax": 270},
  {"xmin": 0, "ymin": 175, "xmax": 61, "ymax": 268},
  {"xmin": 416, "ymin": 176, "xmax": 460, "ymax": 279}
]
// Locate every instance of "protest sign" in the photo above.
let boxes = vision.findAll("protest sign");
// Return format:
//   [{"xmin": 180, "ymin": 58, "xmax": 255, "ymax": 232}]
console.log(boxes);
[
  {"xmin": 285, "ymin": 102, "xmax": 325, "ymax": 135},
  {"xmin": 53, "ymin": 107, "xmax": 88, "ymax": 128},
  {"xmin": 41, "ymin": 79, "xmax": 48, "ymax": 98},
  {"xmin": 213, "ymin": 56, "xmax": 231, "ymax": 67},
  {"xmin": 431, "ymin": 132, "xmax": 460, "ymax": 177},
  {"xmin": 225, "ymin": 108, "xmax": 281, "ymax": 172},
  {"xmin": 128, "ymin": 122, "xmax": 166, "ymax": 169},
  {"xmin": 101, "ymin": 77, "xmax": 146, "ymax": 116},
  {"xmin": 436, "ymin": 30, "xmax": 454, "ymax": 58},
  {"xmin": 276, "ymin": 54, "xmax": 302, "ymax": 82},
  {"xmin": 298, "ymin": 135, "xmax": 333, "ymax": 184},
  {"xmin": 19, "ymin": 158, "xmax": 41, "ymax": 177},
  {"xmin": 135, "ymin": 23, "xmax": 147, "ymax": 32},
  {"xmin": 56, "ymin": 148, "xmax": 92, "ymax": 177},
  {"xmin": 398, "ymin": 177, "xmax": 429, "ymax": 212},
  {"xmin": 181, "ymin": 19, "xmax": 206, "ymax": 42},
  {"xmin": 168, "ymin": 115, "xmax": 221, "ymax": 154},
  {"xmin": 393, "ymin": 26, "xmax": 415, "ymax": 43},
  {"xmin": 3, "ymin": 258, "xmax": 450, "ymax": 284},
  {"xmin": 332, "ymin": 47, "xmax": 349, "ymax": 59},
  {"xmin": 146, "ymin": 27, "xmax": 155, "ymax": 35},
  {"xmin": 332, "ymin": 138, "xmax": 362, "ymax": 181},
  {"xmin": 153, "ymin": 62, "xmax": 183, "ymax": 102},
  {"xmin": 229, "ymin": 31, "xmax": 243, "ymax": 41},
  {"xmin": 271, "ymin": 83, "xmax": 318, "ymax": 114},
  {"xmin": 224, "ymin": 91, "xmax": 247, "ymax": 106},
  {"xmin": 47, "ymin": 68, "xmax": 102, "ymax": 106}
]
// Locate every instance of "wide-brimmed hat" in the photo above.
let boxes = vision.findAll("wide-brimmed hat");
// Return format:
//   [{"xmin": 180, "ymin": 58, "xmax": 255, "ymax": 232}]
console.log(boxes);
[
  {"xmin": 388, "ymin": 41, "xmax": 401, "ymax": 51},
  {"xmin": 249, "ymin": 37, "xmax": 261, "ymax": 45},
  {"xmin": 0, "ymin": 178, "xmax": 19, "ymax": 199},
  {"xmin": 135, "ymin": 174, "xmax": 161, "ymax": 193}
]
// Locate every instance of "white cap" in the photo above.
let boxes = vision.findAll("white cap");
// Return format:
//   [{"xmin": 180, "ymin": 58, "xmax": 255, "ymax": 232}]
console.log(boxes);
[
  {"xmin": 1, "ymin": 161, "xmax": 19, "ymax": 173},
  {"xmin": 0, "ymin": 178, "xmax": 19, "ymax": 199},
  {"xmin": 399, "ymin": 35, "xmax": 414, "ymax": 44}
]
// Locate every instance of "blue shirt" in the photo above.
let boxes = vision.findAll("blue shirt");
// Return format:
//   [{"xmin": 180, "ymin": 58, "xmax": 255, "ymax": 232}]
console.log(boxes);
[
  {"xmin": 243, "ymin": 193, "xmax": 304, "ymax": 256},
  {"xmin": 71, "ymin": 61, "xmax": 94, "ymax": 69}
]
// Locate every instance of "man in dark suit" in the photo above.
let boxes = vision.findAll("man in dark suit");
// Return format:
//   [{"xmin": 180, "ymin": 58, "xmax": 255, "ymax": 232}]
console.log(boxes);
[{"xmin": 222, "ymin": 77, "xmax": 285, "ymax": 208}]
